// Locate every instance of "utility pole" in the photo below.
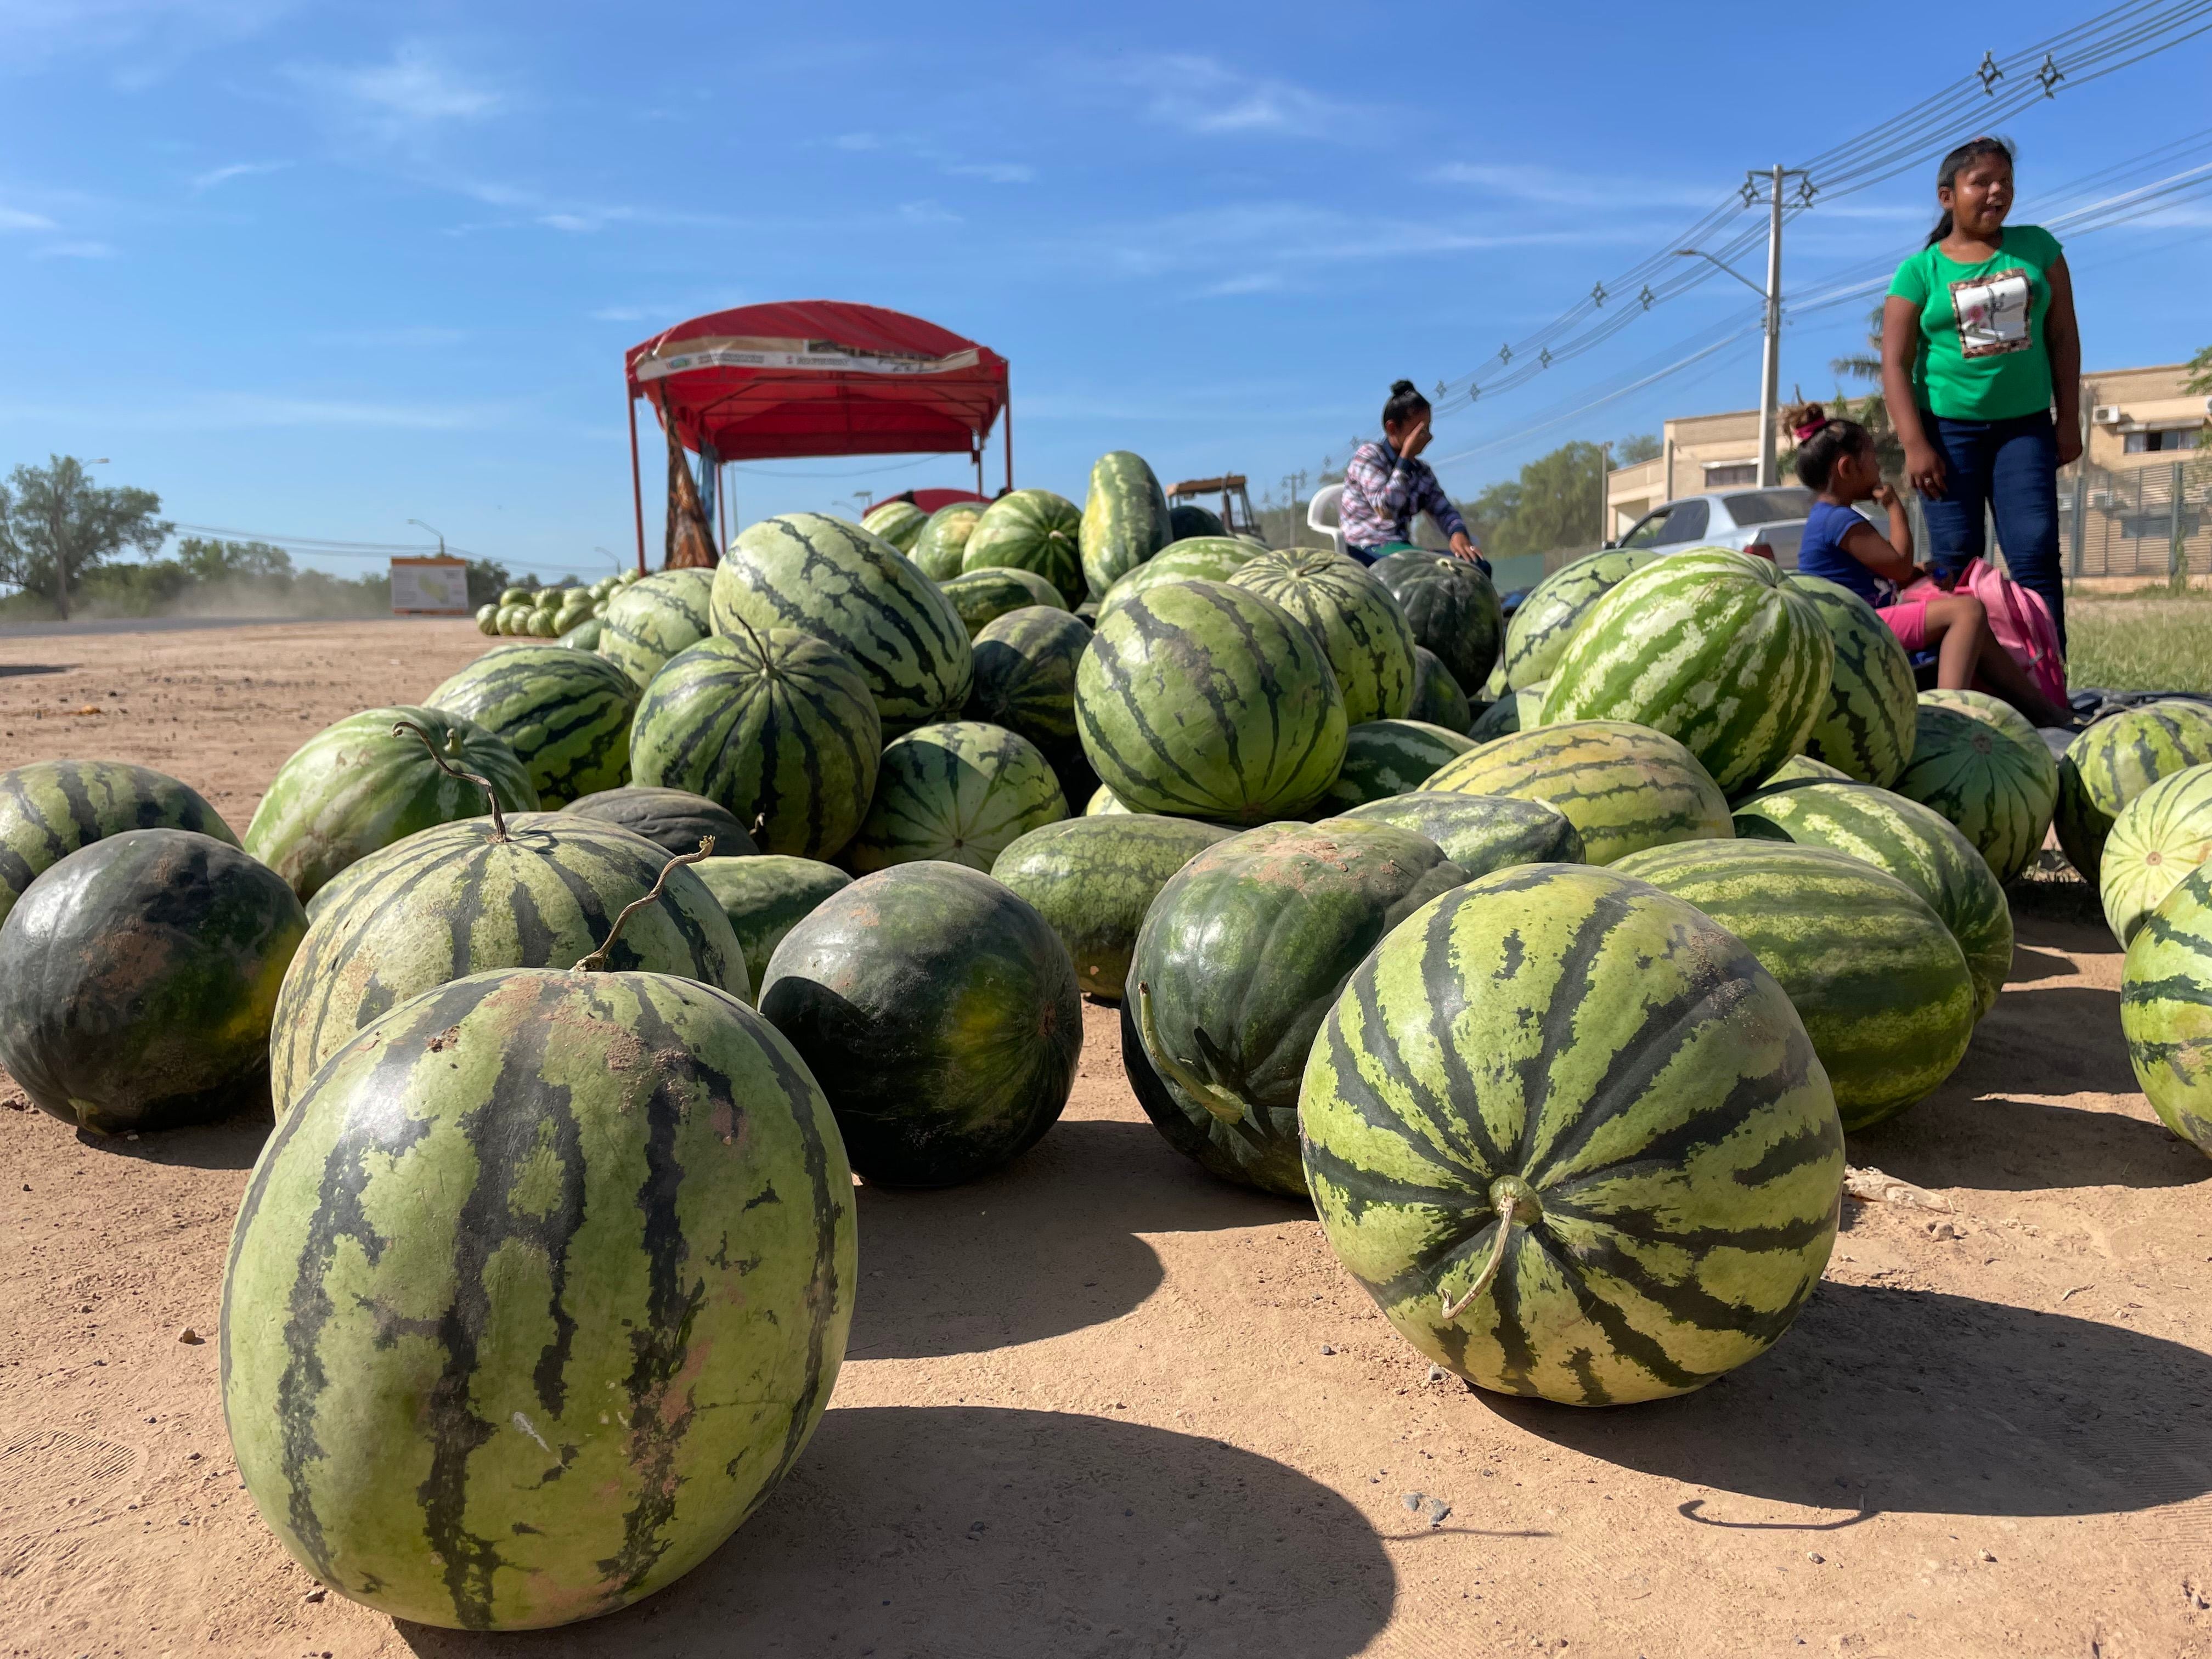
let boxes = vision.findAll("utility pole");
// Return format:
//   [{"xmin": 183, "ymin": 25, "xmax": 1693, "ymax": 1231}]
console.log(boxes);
[
  {"xmin": 1598, "ymin": 442, "xmax": 1611, "ymax": 544},
  {"xmin": 1756, "ymin": 165, "xmax": 1787, "ymax": 490},
  {"xmin": 1282, "ymin": 469, "xmax": 1307, "ymax": 544}
]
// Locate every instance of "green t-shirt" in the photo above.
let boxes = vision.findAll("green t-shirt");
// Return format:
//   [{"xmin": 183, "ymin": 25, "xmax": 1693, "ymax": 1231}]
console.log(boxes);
[{"xmin": 1886, "ymin": 224, "xmax": 2064, "ymax": 421}]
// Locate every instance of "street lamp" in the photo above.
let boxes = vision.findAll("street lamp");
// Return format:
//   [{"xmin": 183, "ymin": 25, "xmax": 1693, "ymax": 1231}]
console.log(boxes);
[
  {"xmin": 592, "ymin": 546, "xmax": 622, "ymax": 575},
  {"xmin": 406, "ymin": 518, "xmax": 448, "ymax": 557}
]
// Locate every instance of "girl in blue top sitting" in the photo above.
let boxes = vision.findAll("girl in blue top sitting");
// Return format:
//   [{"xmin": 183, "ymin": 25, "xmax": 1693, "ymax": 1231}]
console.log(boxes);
[{"xmin": 1785, "ymin": 399, "xmax": 2070, "ymax": 727}]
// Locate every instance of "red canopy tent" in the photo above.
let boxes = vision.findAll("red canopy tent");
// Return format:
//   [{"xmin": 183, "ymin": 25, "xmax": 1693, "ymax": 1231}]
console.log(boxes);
[{"xmin": 624, "ymin": 300, "xmax": 1011, "ymax": 569}]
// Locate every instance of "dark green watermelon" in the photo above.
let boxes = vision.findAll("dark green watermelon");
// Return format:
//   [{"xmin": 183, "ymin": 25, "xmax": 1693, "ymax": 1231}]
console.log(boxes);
[
  {"xmin": 940, "ymin": 566, "xmax": 1067, "ymax": 636},
  {"xmin": 756, "ymin": 861, "xmax": 1081, "ymax": 1186},
  {"xmin": 426, "ymin": 643, "xmax": 639, "ymax": 807},
  {"xmin": 1315, "ymin": 720, "xmax": 1476, "ymax": 812},
  {"xmin": 1128, "ymin": 820, "xmax": 1465, "ymax": 1196},
  {"xmin": 1408, "ymin": 646, "xmax": 1471, "ymax": 732},
  {"xmin": 1370, "ymin": 550, "xmax": 1502, "ymax": 694},
  {"xmin": 1167, "ymin": 503, "xmax": 1224, "ymax": 540},
  {"xmin": 0, "ymin": 828, "xmax": 306, "ymax": 1132},
  {"xmin": 560, "ymin": 786, "xmax": 760, "ymax": 858},
  {"xmin": 966, "ymin": 606, "xmax": 1091, "ymax": 751},
  {"xmin": 962, "ymin": 489, "xmax": 1086, "ymax": 606},
  {"xmin": 0, "ymin": 759, "xmax": 238, "ymax": 930}
]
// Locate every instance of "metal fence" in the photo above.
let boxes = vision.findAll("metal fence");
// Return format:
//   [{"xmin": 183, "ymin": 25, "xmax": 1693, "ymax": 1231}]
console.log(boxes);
[{"xmin": 2063, "ymin": 459, "xmax": 2212, "ymax": 583}]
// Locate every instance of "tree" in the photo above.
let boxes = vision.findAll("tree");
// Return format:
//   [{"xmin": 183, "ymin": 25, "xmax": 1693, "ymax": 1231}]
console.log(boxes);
[
  {"xmin": 465, "ymin": 557, "xmax": 511, "ymax": 607},
  {"xmin": 1832, "ymin": 302, "xmax": 1886, "ymax": 386},
  {"xmin": 174, "ymin": 537, "xmax": 292, "ymax": 583},
  {"xmin": 0, "ymin": 456, "xmax": 170, "ymax": 619},
  {"xmin": 1459, "ymin": 441, "xmax": 1610, "ymax": 564},
  {"xmin": 1616, "ymin": 432, "xmax": 1662, "ymax": 465}
]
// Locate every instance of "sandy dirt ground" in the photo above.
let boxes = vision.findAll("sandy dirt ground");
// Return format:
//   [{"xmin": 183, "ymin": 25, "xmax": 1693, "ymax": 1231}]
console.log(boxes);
[{"xmin": 2, "ymin": 619, "xmax": 2209, "ymax": 1659}]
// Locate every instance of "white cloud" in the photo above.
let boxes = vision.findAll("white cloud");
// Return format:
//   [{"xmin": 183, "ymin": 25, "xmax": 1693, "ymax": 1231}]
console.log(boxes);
[
  {"xmin": 832, "ymin": 132, "xmax": 881, "ymax": 151},
  {"xmin": 32, "ymin": 240, "xmax": 115, "ymax": 258},
  {"xmin": 1197, "ymin": 272, "xmax": 1285, "ymax": 297},
  {"xmin": 1122, "ymin": 55, "xmax": 1354, "ymax": 140},
  {"xmin": 287, "ymin": 41, "xmax": 506, "ymax": 143},
  {"xmin": 947, "ymin": 162, "xmax": 1035, "ymax": 184},
  {"xmin": 0, "ymin": 0, "xmax": 296, "ymax": 81},
  {"xmin": 189, "ymin": 159, "xmax": 290, "ymax": 192},
  {"xmin": 0, "ymin": 206, "xmax": 60, "ymax": 232},
  {"xmin": 898, "ymin": 199, "xmax": 961, "ymax": 225}
]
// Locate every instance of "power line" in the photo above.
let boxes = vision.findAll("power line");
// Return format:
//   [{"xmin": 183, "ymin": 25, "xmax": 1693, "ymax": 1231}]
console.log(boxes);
[{"xmin": 165, "ymin": 522, "xmax": 613, "ymax": 578}]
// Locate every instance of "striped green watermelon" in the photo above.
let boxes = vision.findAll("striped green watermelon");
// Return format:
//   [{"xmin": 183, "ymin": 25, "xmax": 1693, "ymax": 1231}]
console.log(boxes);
[
  {"xmin": 1370, "ymin": 551, "xmax": 1502, "ymax": 694},
  {"xmin": 2056, "ymin": 699, "xmax": 2212, "ymax": 884},
  {"xmin": 1086, "ymin": 784, "xmax": 1137, "ymax": 816},
  {"xmin": 1613, "ymin": 839, "xmax": 1973, "ymax": 1130},
  {"xmin": 426, "ymin": 644, "xmax": 638, "ymax": 808},
  {"xmin": 757, "ymin": 861, "xmax": 1081, "ymax": 1186},
  {"xmin": 2100, "ymin": 764, "xmax": 2212, "ymax": 949},
  {"xmin": 1499, "ymin": 549, "xmax": 1650, "ymax": 690},
  {"xmin": 1229, "ymin": 548, "xmax": 1417, "ymax": 725},
  {"xmin": 1785, "ymin": 574, "xmax": 1917, "ymax": 786},
  {"xmin": 1094, "ymin": 537, "xmax": 1255, "ymax": 617},
  {"xmin": 967, "ymin": 606, "xmax": 1090, "ymax": 751},
  {"xmin": 0, "ymin": 759, "xmax": 238, "ymax": 930},
  {"xmin": 861, "ymin": 498, "xmax": 928, "ymax": 551},
  {"xmin": 0, "ymin": 828, "xmax": 305, "ymax": 1133},
  {"xmin": 1297, "ymin": 863, "xmax": 1843, "ymax": 1404},
  {"xmin": 1079, "ymin": 450, "xmax": 1173, "ymax": 596},
  {"xmin": 557, "ymin": 617, "xmax": 605, "ymax": 652},
  {"xmin": 246, "ymin": 708, "xmax": 539, "ymax": 902},
  {"xmin": 224, "ymin": 964, "xmax": 855, "ymax": 1628},
  {"xmin": 628, "ymin": 629, "xmax": 881, "ymax": 861},
  {"xmin": 940, "ymin": 566, "xmax": 1067, "ymax": 636},
  {"xmin": 1075, "ymin": 578, "xmax": 1348, "ymax": 823},
  {"xmin": 475, "ymin": 602, "xmax": 499, "ymax": 635},
  {"xmin": 1168, "ymin": 503, "xmax": 1224, "ymax": 540},
  {"xmin": 1426, "ymin": 719, "xmax": 1731, "ymax": 866},
  {"xmin": 1468, "ymin": 681, "xmax": 1547, "ymax": 743},
  {"xmin": 849, "ymin": 720, "xmax": 1068, "ymax": 873},
  {"xmin": 712, "ymin": 513, "xmax": 972, "ymax": 730},
  {"xmin": 991, "ymin": 812, "xmax": 1232, "ymax": 1000},
  {"xmin": 963, "ymin": 488, "xmax": 1085, "ymax": 606},
  {"xmin": 1336, "ymin": 791, "xmax": 1584, "ymax": 873},
  {"xmin": 1892, "ymin": 694, "xmax": 2058, "ymax": 883},
  {"xmin": 559, "ymin": 787, "xmax": 758, "ymax": 859},
  {"xmin": 596, "ymin": 568, "xmax": 715, "ymax": 687},
  {"xmin": 1131, "ymin": 820, "xmax": 1467, "ymax": 1197},
  {"xmin": 691, "ymin": 854, "xmax": 853, "ymax": 994},
  {"xmin": 269, "ymin": 812, "xmax": 750, "ymax": 1112},
  {"xmin": 1760, "ymin": 753, "xmax": 1852, "ymax": 788},
  {"xmin": 911, "ymin": 501, "xmax": 985, "ymax": 582},
  {"xmin": 1408, "ymin": 646, "xmax": 1471, "ymax": 732},
  {"xmin": 1734, "ymin": 777, "xmax": 2012, "ymax": 1022},
  {"xmin": 1541, "ymin": 549, "xmax": 1834, "ymax": 795},
  {"xmin": 1317, "ymin": 720, "xmax": 1476, "ymax": 811},
  {"xmin": 2120, "ymin": 865, "xmax": 2212, "ymax": 1159}
]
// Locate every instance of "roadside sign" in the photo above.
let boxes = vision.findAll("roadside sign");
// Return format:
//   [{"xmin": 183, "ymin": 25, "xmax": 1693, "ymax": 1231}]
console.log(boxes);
[{"xmin": 390, "ymin": 556, "xmax": 471, "ymax": 615}]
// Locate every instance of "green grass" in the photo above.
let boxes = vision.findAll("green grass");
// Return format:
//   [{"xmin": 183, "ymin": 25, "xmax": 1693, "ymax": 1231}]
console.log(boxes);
[{"xmin": 2067, "ymin": 591, "xmax": 2212, "ymax": 693}]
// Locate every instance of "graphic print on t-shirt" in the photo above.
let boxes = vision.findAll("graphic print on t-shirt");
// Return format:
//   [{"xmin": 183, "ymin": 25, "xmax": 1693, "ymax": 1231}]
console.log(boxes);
[{"xmin": 1948, "ymin": 267, "xmax": 2033, "ymax": 359}]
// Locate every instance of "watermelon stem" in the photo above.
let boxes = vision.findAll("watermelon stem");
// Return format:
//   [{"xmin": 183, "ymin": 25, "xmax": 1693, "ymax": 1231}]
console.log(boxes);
[
  {"xmin": 392, "ymin": 720, "xmax": 510, "ymax": 842},
  {"xmin": 1439, "ymin": 1175, "xmax": 1539, "ymax": 1322},
  {"xmin": 727, "ymin": 613, "xmax": 777, "ymax": 679},
  {"xmin": 572, "ymin": 837, "xmax": 716, "ymax": 972},
  {"xmin": 1135, "ymin": 981, "xmax": 1248, "ymax": 1125}
]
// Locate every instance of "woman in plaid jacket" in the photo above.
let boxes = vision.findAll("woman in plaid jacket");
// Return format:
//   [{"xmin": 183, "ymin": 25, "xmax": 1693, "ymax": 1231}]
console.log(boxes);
[{"xmin": 1339, "ymin": 380, "xmax": 1487, "ymax": 571}]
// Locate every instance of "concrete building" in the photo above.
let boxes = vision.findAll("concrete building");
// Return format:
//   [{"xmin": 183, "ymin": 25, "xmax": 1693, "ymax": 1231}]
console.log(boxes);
[{"xmin": 1604, "ymin": 408, "xmax": 1767, "ymax": 541}]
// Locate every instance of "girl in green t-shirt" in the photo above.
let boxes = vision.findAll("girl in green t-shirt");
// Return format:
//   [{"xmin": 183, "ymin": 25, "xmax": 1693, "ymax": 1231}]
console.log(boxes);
[{"xmin": 1880, "ymin": 136, "xmax": 2082, "ymax": 656}]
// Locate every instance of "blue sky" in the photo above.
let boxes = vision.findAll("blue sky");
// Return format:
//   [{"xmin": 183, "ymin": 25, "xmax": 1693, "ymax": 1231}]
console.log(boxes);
[{"xmin": 3, "ymin": 1, "xmax": 2208, "ymax": 583}]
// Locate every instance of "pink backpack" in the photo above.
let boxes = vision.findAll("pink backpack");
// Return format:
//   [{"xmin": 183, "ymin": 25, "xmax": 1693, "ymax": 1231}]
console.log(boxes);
[{"xmin": 1899, "ymin": 558, "xmax": 2068, "ymax": 705}]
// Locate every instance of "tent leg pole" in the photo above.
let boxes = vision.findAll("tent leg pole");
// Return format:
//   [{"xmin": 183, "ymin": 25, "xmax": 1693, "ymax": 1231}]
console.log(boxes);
[
  {"xmin": 717, "ymin": 463, "xmax": 727, "ymax": 551},
  {"xmin": 1003, "ymin": 396, "xmax": 1013, "ymax": 494},
  {"xmin": 628, "ymin": 393, "xmax": 646, "ymax": 574}
]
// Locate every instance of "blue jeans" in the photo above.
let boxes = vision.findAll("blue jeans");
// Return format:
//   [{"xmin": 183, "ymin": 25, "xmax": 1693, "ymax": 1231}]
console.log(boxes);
[{"xmin": 1920, "ymin": 408, "xmax": 2067, "ymax": 656}]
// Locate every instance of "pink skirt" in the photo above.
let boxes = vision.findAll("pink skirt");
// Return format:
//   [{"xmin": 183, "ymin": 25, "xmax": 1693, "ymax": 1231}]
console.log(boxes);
[{"xmin": 1881, "ymin": 601, "xmax": 1929, "ymax": 653}]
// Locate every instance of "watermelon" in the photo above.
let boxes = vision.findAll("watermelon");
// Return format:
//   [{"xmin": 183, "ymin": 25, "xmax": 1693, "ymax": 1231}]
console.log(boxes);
[
  {"xmin": 1336, "ymin": 791, "xmax": 1585, "ymax": 873},
  {"xmin": 1468, "ymin": 681, "xmax": 1547, "ymax": 743},
  {"xmin": 2100, "ymin": 764, "xmax": 2212, "ymax": 949},
  {"xmin": 1317, "ymin": 720, "xmax": 1476, "ymax": 811},
  {"xmin": 1129, "ymin": 820, "xmax": 1466, "ymax": 1197},
  {"xmin": 691, "ymin": 854, "xmax": 853, "ymax": 994},
  {"xmin": 1297, "ymin": 863, "xmax": 1843, "ymax": 1404},
  {"xmin": 1427, "ymin": 719, "xmax": 1731, "ymax": 866},
  {"xmin": 1079, "ymin": 450, "xmax": 1173, "ymax": 596},
  {"xmin": 1499, "ymin": 549, "xmax": 1651, "ymax": 690},
  {"xmin": 1617, "ymin": 838, "xmax": 1975, "ymax": 1130},
  {"xmin": 426, "ymin": 644, "xmax": 638, "ymax": 808},
  {"xmin": 962, "ymin": 488, "xmax": 1085, "ymax": 606},
  {"xmin": 1229, "ymin": 548, "xmax": 1418, "ymax": 725},
  {"xmin": 712, "ymin": 513, "xmax": 973, "ymax": 730},
  {"xmin": 223, "ymin": 965, "xmax": 855, "ymax": 1629},
  {"xmin": 0, "ymin": 759, "xmax": 238, "ymax": 930},
  {"xmin": 1075, "ymin": 578, "xmax": 1348, "ymax": 824},
  {"xmin": 560, "ymin": 786, "xmax": 759, "ymax": 858},
  {"xmin": 1095, "ymin": 538, "xmax": 1255, "ymax": 617},
  {"xmin": 499, "ymin": 586, "xmax": 531, "ymax": 607},
  {"xmin": 1370, "ymin": 551, "xmax": 1502, "ymax": 694},
  {"xmin": 1541, "ymin": 549, "xmax": 1834, "ymax": 795},
  {"xmin": 269, "ymin": 812, "xmax": 749, "ymax": 1112},
  {"xmin": 861, "ymin": 498, "xmax": 928, "ymax": 552},
  {"xmin": 557, "ymin": 617, "xmax": 604, "ymax": 652},
  {"xmin": 849, "ymin": 720, "xmax": 1069, "ymax": 873},
  {"xmin": 494, "ymin": 604, "xmax": 527, "ymax": 635},
  {"xmin": 2056, "ymin": 700, "xmax": 2212, "ymax": 884},
  {"xmin": 595, "ymin": 568, "xmax": 715, "ymax": 687},
  {"xmin": 2120, "ymin": 865, "xmax": 2212, "ymax": 1159},
  {"xmin": 246, "ymin": 708, "xmax": 539, "ymax": 903},
  {"xmin": 1734, "ymin": 777, "xmax": 2012, "ymax": 1022},
  {"xmin": 1408, "ymin": 646, "xmax": 1472, "ymax": 732},
  {"xmin": 940, "ymin": 566, "xmax": 1068, "ymax": 636},
  {"xmin": 474, "ymin": 602, "xmax": 499, "ymax": 635},
  {"xmin": 1086, "ymin": 784, "xmax": 1138, "ymax": 816},
  {"xmin": 628, "ymin": 629, "xmax": 881, "ymax": 861},
  {"xmin": 1760, "ymin": 753, "xmax": 1851, "ymax": 787},
  {"xmin": 0, "ymin": 829, "xmax": 304, "ymax": 1135},
  {"xmin": 1784, "ymin": 574, "xmax": 1917, "ymax": 786},
  {"xmin": 1168, "ymin": 503, "xmax": 1224, "ymax": 541},
  {"xmin": 1892, "ymin": 696, "xmax": 2058, "ymax": 884},
  {"xmin": 967, "ymin": 606, "xmax": 1090, "ymax": 751},
  {"xmin": 991, "ymin": 813, "xmax": 1232, "ymax": 1000},
  {"xmin": 911, "ymin": 501, "xmax": 985, "ymax": 582},
  {"xmin": 757, "ymin": 861, "xmax": 1081, "ymax": 1186}
]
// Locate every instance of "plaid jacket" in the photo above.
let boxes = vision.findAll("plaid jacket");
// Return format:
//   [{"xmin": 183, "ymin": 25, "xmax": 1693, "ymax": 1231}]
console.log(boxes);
[{"xmin": 1340, "ymin": 440, "xmax": 1472, "ymax": 551}]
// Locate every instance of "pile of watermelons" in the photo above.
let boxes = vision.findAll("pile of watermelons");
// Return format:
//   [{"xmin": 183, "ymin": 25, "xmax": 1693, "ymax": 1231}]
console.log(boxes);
[
  {"xmin": 7, "ymin": 444, "xmax": 2212, "ymax": 1631},
  {"xmin": 475, "ymin": 567, "xmax": 639, "ymax": 645}
]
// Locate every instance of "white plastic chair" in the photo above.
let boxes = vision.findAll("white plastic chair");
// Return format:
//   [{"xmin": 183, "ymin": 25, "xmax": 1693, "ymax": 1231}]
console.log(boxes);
[{"xmin": 1307, "ymin": 483, "xmax": 1345, "ymax": 556}]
